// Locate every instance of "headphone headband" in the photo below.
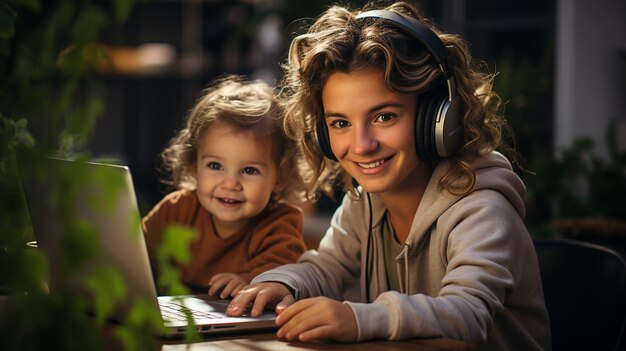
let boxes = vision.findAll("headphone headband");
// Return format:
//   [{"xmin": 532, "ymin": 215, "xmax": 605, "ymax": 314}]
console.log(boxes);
[{"xmin": 355, "ymin": 10, "xmax": 456, "ymax": 102}]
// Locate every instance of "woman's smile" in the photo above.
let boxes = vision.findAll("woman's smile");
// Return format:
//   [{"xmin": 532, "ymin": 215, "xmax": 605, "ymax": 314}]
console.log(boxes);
[{"xmin": 353, "ymin": 155, "xmax": 393, "ymax": 174}]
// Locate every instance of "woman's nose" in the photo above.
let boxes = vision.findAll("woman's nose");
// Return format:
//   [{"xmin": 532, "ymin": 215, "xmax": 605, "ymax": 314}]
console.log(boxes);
[{"xmin": 351, "ymin": 126, "xmax": 378, "ymax": 155}]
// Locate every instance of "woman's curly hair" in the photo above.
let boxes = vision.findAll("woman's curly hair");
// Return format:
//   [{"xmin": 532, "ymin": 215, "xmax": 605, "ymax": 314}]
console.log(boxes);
[
  {"xmin": 280, "ymin": 1, "xmax": 509, "ymax": 201},
  {"xmin": 160, "ymin": 75, "xmax": 305, "ymax": 204}
]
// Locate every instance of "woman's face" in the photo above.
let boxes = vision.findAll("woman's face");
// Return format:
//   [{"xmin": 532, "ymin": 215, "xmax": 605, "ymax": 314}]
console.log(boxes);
[{"xmin": 321, "ymin": 68, "xmax": 428, "ymax": 197}]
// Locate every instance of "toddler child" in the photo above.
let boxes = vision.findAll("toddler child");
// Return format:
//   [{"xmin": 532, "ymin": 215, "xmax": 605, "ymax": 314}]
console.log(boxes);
[{"xmin": 142, "ymin": 75, "xmax": 307, "ymax": 299}]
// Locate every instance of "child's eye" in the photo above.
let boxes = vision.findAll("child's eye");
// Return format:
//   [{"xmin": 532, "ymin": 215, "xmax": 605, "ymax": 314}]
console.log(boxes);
[
  {"xmin": 375, "ymin": 113, "xmax": 396, "ymax": 122},
  {"xmin": 242, "ymin": 167, "xmax": 259, "ymax": 175},
  {"xmin": 329, "ymin": 119, "xmax": 350, "ymax": 129},
  {"xmin": 207, "ymin": 162, "xmax": 222, "ymax": 170}
]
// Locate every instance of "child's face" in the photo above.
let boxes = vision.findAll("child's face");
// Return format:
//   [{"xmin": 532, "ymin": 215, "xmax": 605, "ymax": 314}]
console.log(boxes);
[
  {"xmin": 321, "ymin": 68, "xmax": 427, "ymax": 197},
  {"xmin": 193, "ymin": 121, "xmax": 282, "ymax": 236}
]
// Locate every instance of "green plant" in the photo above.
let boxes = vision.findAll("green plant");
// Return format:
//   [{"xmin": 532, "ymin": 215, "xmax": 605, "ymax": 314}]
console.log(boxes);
[
  {"xmin": 0, "ymin": 1, "xmax": 199, "ymax": 349},
  {"xmin": 493, "ymin": 47, "xmax": 625, "ymax": 248},
  {"xmin": 523, "ymin": 123, "xmax": 626, "ymax": 240}
]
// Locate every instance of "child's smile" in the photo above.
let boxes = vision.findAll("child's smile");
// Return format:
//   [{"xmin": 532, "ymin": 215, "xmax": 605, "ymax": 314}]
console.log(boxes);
[
  {"xmin": 216, "ymin": 197, "xmax": 243, "ymax": 206},
  {"xmin": 194, "ymin": 120, "xmax": 282, "ymax": 237}
]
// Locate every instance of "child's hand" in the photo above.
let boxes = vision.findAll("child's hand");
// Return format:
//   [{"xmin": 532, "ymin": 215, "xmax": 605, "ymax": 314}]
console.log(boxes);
[
  {"xmin": 275, "ymin": 297, "xmax": 358, "ymax": 342},
  {"xmin": 207, "ymin": 273, "xmax": 248, "ymax": 299},
  {"xmin": 227, "ymin": 282, "xmax": 295, "ymax": 318}
]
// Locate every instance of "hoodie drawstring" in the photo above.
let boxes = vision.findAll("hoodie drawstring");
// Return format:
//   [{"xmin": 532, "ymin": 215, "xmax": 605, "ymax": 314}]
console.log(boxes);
[{"xmin": 403, "ymin": 243, "xmax": 410, "ymax": 294}]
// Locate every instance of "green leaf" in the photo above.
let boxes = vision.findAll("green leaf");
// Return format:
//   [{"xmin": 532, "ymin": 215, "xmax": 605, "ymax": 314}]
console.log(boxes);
[
  {"xmin": 0, "ymin": 38, "xmax": 9, "ymax": 55},
  {"xmin": 160, "ymin": 225, "xmax": 198, "ymax": 265},
  {"xmin": 71, "ymin": 5, "xmax": 109, "ymax": 45},
  {"xmin": 84, "ymin": 266, "xmax": 126, "ymax": 324},
  {"xmin": 1, "ymin": 0, "xmax": 141, "ymax": 348},
  {"xmin": 15, "ymin": 124, "xmax": 35, "ymax": 148},
  {"xmin": 88, "ymin": 159, "xmax": 126, "ymax": 213},
  {"xmin": 59, "ymin": 219, "xmax": 101, "ymax": 274},
  {"xmin": 12, "ymin": 0, "xmax": 41, "ymax": 12},
  {"xmin": 114, "ymin": 297, "xmax": 165, "ymax": 351},
  {"xmin": 0, "ymin": 2, "xmax": 16, "ymax": 38},
  {"xmin": 156, "ymin": 225, "xmax": 197, "ymax": 295},
  {"xmin": 113, "ymin": 0, "xmax": 134, "ymax": 23}
]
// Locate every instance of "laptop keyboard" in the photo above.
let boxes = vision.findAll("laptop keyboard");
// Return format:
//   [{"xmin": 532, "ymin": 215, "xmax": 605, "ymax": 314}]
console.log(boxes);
[{"xmin": 159, "ymin": 300, "xmax": 223, "ymax": 321}]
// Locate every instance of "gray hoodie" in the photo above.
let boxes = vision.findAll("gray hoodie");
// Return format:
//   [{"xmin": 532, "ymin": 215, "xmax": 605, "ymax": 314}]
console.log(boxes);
[{"xmin": 253, "ymin": 151, "xmax": 551, "ymax": 350}]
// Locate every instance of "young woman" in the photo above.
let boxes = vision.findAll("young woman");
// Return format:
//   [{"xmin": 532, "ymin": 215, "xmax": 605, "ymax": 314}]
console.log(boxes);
[{"xmin": 227, "ymin": 2, "xmax": 550, "ymax": 350}]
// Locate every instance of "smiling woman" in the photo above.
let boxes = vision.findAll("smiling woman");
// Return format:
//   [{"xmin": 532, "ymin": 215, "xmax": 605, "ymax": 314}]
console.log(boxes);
[
  {"xmin": 225, "ymin": 2, "xmax": 551, "ymax": 350},
  {"xmin": 321, "ymin": 69, "xmax": 427, "ymax": 228}
]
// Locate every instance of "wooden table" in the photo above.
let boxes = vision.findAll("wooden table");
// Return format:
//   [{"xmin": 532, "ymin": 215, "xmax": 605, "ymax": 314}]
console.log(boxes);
[{"xmin": 159, "ymin": 331, "xmax": 478, "ymax": 350}]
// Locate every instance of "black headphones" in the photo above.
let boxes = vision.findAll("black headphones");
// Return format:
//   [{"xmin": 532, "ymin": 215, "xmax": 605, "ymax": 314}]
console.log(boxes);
[{"xmin": 315, "ymin": 10, "xmax": 464, "ymax": 165}]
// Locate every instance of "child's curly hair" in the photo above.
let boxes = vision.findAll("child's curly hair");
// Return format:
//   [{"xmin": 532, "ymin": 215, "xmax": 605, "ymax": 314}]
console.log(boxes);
[{"xmin": 160, "ymin": 75, "xmax": 305, "ymax": 204}]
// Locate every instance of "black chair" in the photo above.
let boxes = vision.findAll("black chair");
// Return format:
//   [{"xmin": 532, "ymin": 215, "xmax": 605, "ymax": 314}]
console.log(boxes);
[{"xmin": 533, "ymin": 237, "xmax": 626, "ymax": 351}]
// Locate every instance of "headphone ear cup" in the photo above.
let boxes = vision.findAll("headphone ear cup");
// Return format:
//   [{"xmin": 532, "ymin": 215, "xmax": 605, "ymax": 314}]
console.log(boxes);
[
  {"xmin": 415, "ymin": 91, "xmax": 442, "ymax": 164},
  {"xmin": 316, "ymin": 119, "xmax": 337, "ymax": 161},
  {"xmin": 434, "ymin": 93, "xmax": 464, "ymax": 158},
  {"xmin": 425, "ymin": 91, "xmax": 449, "ymax": 163},
  {"xmin": 414, "ymin": 92, "xmax": 432, "ymax": 163}
]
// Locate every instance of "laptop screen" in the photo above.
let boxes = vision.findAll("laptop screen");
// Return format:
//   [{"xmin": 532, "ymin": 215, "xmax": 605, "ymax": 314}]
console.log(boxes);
[{"xmin": 24, "ymin": 158, "xmax": 160, "ymax": 317}]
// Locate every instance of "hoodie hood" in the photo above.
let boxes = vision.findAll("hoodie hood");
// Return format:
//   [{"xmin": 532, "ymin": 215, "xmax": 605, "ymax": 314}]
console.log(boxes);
[{"xmin": 367, "ymin": 151, "xmax": 526, "ymax": 249}]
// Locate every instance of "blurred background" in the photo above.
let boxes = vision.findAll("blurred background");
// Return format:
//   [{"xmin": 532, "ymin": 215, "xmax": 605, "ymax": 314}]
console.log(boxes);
[
  {"xmin": 2, "ymin": 0, "xmax": 625, "ymax": 252},
  {"xmin": 2, "ymin": 1, "xmax": 624, "ymax": 347}
]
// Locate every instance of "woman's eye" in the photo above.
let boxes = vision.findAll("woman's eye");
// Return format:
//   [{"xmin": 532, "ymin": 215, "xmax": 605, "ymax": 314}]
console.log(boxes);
[
  {"xmin": 329, "ymin": 120, "xmax": 350, "ymax": 129},
  {"xmin": 207, "ymin": 162, "xmax": 222, "ymax": 170},
  {"xmin": 242, "ymin": 167, "xmax": 259, "ymax": 175},
  {"xmin": 375, "ymin": 113, "xmax": 395, "ymax": 122}
]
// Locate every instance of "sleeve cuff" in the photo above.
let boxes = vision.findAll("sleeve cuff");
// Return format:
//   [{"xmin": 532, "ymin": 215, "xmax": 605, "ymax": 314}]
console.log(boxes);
[{"xmin": 345, "ymin": 301, "xmax": 391, "ymax": 341}]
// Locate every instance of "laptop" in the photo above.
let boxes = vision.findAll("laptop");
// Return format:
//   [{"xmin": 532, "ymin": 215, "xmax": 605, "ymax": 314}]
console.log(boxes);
[{"xmin": 22, "ymin": 157, "xmax": 277, "ymax": 336}]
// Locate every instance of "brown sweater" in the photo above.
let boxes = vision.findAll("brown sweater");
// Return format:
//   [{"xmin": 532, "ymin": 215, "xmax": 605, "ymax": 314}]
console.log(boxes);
[{"xmin": 142, "ymin": 190, "xmax": 306, "ymax": 289}]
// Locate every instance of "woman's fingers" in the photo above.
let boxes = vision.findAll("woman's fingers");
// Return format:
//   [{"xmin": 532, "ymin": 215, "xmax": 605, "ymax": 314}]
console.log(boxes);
[
  {"xmin": 276, "ymin": 299, "xmax": 323, "ymax": 339},
  {"xmin": 298, "ymin": 325, "xmax": 340, "ymax": 342},
  {"xmin": 275, "ymin": 298, "xmax": 315, "ymax": 325},
  {"xmin": 227, "ymin": 282, "xmax": 296, "ymax": 318},
  {"xmin": 230, "ymin": 282, "xmax": 246, "ymax": 297},
  {"xmin": 249, "ymin": 284, "xmax": 285, "ymax": 317},
  {"xmin": 276, "ymin": 297, "xmax": 358, "ymax": 342},
  {"xmin": 227, "ymin": 285, "xmax": 260, "ymax": 316}
]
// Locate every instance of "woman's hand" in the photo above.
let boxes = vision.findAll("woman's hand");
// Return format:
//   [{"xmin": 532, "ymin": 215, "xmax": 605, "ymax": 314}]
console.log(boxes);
[
  {"xmin": 207, "ymin": 273, "xmax": 248, "ymax": 299},
  {"xmin": 275, "ymin": 297, "xmax": 358, "ymax": 342},
  {"xmin": 226, "ymin": 282, "xmax": 295, "ymax": 317}
]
